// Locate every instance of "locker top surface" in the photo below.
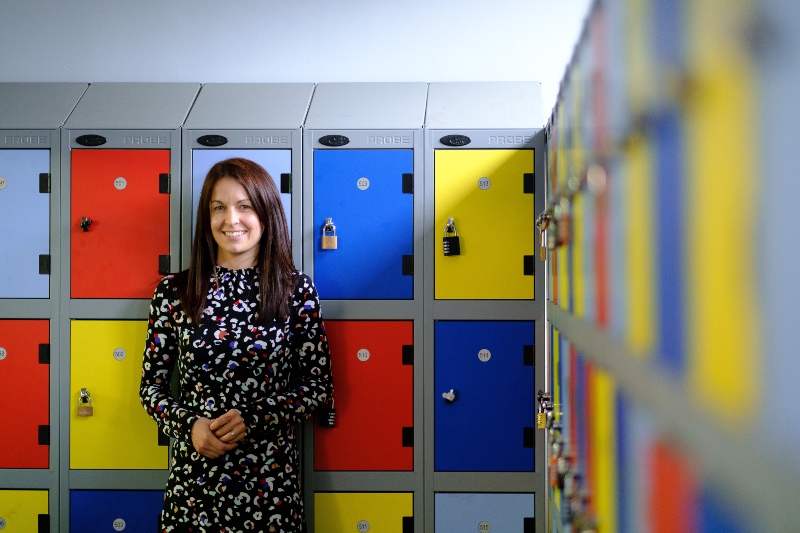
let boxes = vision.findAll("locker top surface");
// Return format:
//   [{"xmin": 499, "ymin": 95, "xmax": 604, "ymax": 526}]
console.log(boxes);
[
  {"xmin": 0, "ymin": 82, "xmax": 88, "ymax": 129},
  {"xmin": 425, "ymin": 81, "xmax": 544, "ymax": 129},
  {"xmin": 183, "ymin": 83, "xmax": 315, "ymax": 130},
  {"xmin": 64, "ymin": 82, "xmax": 201, "ymax": 129},
  {"xmin": 304, "ymin": 82, "xmax": 428, "ymax": 130}
]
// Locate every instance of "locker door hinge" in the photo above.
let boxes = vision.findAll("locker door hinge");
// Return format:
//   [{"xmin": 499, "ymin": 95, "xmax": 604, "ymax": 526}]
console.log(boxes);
[
  {"xmin": 159, "ymin": 173, "xmax": 171, "ymax": 194},
  {"xmin": 39, "ymin": 254, "xmax": 51, "ymax": 275},
  {"xmin": 402, "ymin": 173, "xmax": 414, "ymax": 194},
  {"xmin": 523, "ymin": 517, "xmax": 535, "ymax": 533},
  {"xmin": 523, "ymin": 427, "xmax": 535, "ymax": 448},
  {"xmin": 523, "ymin": 255, "xmax": 534, "ymax": 276},
  {"xmin": 280, "ymin": 173, "xmax": 292, "ymax": 194},
  {"xmin": 39, "ymin": 344, "xmax": 50, "ymax": 364},
  {"xmin": 38, "ymin": 425, "xmax": 50, "ymax": 445},
  {"xmin": 402, "ymin": 345, "xmax": 414, "ymax": 366},
  {"xmin": 158, "ymin": 430, "xmax": 170, "ymax": 447},
  {"xmin": 524, "ymin": 345, "xmax": 534, "ymax": 366},
  {"xmin": 39, "ymin": 173, "xmax": 51, "ymax": 193},
  {"xmin": 38, "ymin": 514, "xmax": 50, "ymax": 533},
  {"xmin": 402, "ymin": 427, "xmax": 414, "ymax": 448},
  {"xmin": 159, "ymin": 255, "xmax": 171, "ymax": 275},
  {"xmin": 402, "ymin": 255, "xmax": 414, "ymax": 276},
  {"xmin": 523, "ymin": 172, "xmax": 535, "ymax": 194},
  {"xmin": 402, "ymin": 516, "xmax": 414, "ymax": 533}
]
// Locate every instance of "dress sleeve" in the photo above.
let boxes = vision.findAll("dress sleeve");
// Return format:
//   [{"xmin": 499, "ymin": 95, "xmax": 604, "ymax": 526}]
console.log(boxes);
[
  {"xmin": 240, "ymin": 273, "xmax": 333, "ymax": 432},
  {"xmin": 139, "ymin": 276, "xmax": 200, "ymax": 442}
]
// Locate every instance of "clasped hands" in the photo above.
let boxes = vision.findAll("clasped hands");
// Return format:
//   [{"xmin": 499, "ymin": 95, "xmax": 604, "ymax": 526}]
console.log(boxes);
[{"xmin": 190, "ymin": 409, "xmax": 247, "ymax": 459}]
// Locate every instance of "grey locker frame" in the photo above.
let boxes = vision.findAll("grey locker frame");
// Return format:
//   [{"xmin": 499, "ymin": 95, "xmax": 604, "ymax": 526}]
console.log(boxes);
[
  {"xmin": 58, "ymin": 83, "xmax": 200, "ymax": 529},
  {"xmin": 424, "ymin": 82, "xmax": 546, "ymax": 533},
  {"xmin": 302, "ymin": 82, "xmax": 428, "ymax": 532},
  {"xmin": 181, "ymin": 83, "xmax": 315, "ymax": 268},
  {"xmin": 0, "ymin": 82, "xmax": 88, "ymax": 532}
]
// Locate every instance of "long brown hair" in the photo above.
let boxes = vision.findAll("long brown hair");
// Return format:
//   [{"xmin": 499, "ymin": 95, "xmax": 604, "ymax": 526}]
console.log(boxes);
[{"xmin": 178, "ymin": 158, "xmax": 295, "ymax": 325}]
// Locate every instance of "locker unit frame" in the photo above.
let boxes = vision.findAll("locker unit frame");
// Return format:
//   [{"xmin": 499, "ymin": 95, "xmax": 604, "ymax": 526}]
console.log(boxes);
[
  {"xmin": 181, "ymin": 82, "xmax": 316, "ymax": 269},
  {"xmin": 423, "ymin": 82, "xmax": 547, "ymax": 533},
  {"xmin": 58, "ymin": 82, "xmax": 200, "ymax": 528},
  {"xmin": 301, "ymin": 82, "xmax": 428, "ymax": 532},
  {"xmin": 0, "ymin": 82, "xmax": 88, "ymax": 532}
]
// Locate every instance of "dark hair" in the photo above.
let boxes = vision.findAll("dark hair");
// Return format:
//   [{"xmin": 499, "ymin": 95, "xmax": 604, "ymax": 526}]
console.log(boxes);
[{"xmin": 178, "ymin": 158, "xmax": 295, "ymax": 325}]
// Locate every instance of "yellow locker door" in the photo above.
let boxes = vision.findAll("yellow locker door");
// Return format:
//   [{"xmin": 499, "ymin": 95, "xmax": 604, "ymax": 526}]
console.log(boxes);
[
  {"xmin": 314, "ymin": 492, "xmax": 413, "ymax": 533},
  {"xmin": 0, "ymin": 490, "xmax": 48, "ymax": 532},
  {"xmin": 70, "ymin": 320, "xmax": 168, "ymax": 469},
  {"xmin": 434, "ymin": 149, "xmax": 535, "ymax": 299}
]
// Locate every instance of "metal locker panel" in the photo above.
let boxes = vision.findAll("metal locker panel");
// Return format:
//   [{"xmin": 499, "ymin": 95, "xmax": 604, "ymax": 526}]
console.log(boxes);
[
  {"xmin": 425, "ymin": 82, "xmax": 543, "ymax": 130},
  {"xmin": 70, "ymin": 490, "xmax": 164, "ymax": 532},
  {"xmin": 0, "ymin": 82, "xmax": 87, "ymax": 129},
  {"xmin": 0, "ymin": 490, "xmax": 48, "ymax": 532},
  {"xmin": 71, "ymin": 149, "xmax": 170, "ymax": 299},
  {"xmin": 0, "ymin": 320, "xmax": 49, "ymax": 468},
  {"xmin": 435, "ymin": 321, "xmax": 535, "ymax": 472},
  {"xmin": 434, "ymin": 149, "xmax": 535, "ymax": 300},
  {"xmin": 70, "ymin": 320, "xmax": 168, "ymax": 469},
  {"xmin": 435, "ymin": 493, "xmax": 535, "ymax": 533},
  {"xmin": 191, "ymin": 148, "xmax": 292, "ymax": 234},
  {"xmin": 314, "ymin": 492, "xmax": 413, "ymax": 533},
  {"xmin": 314, "ymin": 321, "xmax": 413, "ymax": 471},
  {"xmin": 0, "ymin": 149, "xmax": 50, "ymax": 298},
  {"xmin": 313, "ymin": 149, "xmax": 414, "ymax": 300}
]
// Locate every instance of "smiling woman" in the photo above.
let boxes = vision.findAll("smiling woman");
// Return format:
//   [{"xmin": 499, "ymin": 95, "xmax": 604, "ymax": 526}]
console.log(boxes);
[{"xmin": 210, "ymin": 176, "xmax": 265, "ymax": 269}]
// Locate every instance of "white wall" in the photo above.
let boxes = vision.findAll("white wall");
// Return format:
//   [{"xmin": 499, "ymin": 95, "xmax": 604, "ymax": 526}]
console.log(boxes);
[{"xmin": 0, "ymin": 0, "xmax": 590, "ymax": 121}]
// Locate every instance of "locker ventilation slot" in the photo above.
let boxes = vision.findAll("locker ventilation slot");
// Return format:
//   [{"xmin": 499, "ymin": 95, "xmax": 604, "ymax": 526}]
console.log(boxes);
[
  {"xmin": 39, "ymin": 255, "xmax": 51, "ymax": 275},
  {"xmin": 440, "ymin": 134, "xmax": 471, "ymax": 147},
  {"xmin": 402, "ymin": 255, "xmax": 414, "ymax": 276},
  {"xmin": 319, "ymin": 135, "xmax": 349, "ymax": 147},
  {"xmin": 39, "ymin": 173, "xmax": 51, "ymax": 193},
  {"xmin": 402, "ymin": 173, "xmax": 414, "ymax": 194},
  {"xmin": 39, "ymin": 344, "xmax": 50, "ymax": 364},
  {"xmin": 75, "ymin": 134, "xmax": 106, "ymax": 146},
  {"xmin": 159, "ymin": 173, "xmax": 171, "ymax": 194},
  {"xmin": 402, "ymin": 516, "xmax": 414, "ymax": 533},
  {"xmin": 524, "ymin": 345, "xmax": 534, "ymax": 366},
  {"xmin": 523, "ymin": 172, "xmax": 535, "ymax": 194},
  {"xmin": 38, "ymin": 514, "xmax": 50, "ymax": 533},
  {"xmin": 158, "ymin": 430, "xmax": 170, "ymax": 447},
  {"xmin": 523, "ymin": 255, "xmax": 534, "ymax": 276},
  {"xmin": 197, "ymin": 134, "xmax": 228, "ymax": 147},
  {"xmin": 159, "ymin": 255, "xmax": 171, "ymax": 275},
  {"xmin": 281, "ymin": 173, "xmax": 292, "ymax": 194},
  {"xmin": 524, "ymin": 517, "xmax": 535, "ymax": 533},
  {"xmin": 402, "ymin": 345, "xmax": 414, "ymax": 366},
  {"xmin": 523, "ymin": 427, "xmax": 535, "ymax": 448},
  {"xmin": 38, "ymin": 425, "xmax": 50, "ymax": 445},
  {"xmin": 402, "ymin": 427, "xmax": 414, "ymax": 447}
]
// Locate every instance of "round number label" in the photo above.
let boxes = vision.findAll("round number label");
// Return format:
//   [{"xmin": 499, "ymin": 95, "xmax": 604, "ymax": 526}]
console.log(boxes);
[
  {"xmin": 478, "ymin": 177, "xmax": 491, "ymax": 190},
  {"xmin": 114, "ymin": 177, "xmax": 127, "ymax": 190},
  {"xmin": 478, "ymin": 349, "xmax": 491, "ymax": 362},
  {"xmin": 0, "ymin": 516, "xmax": 6, "ymax": 529},
  {"xmin": 478, "ymin": 521, "xmax": 491, "ymax": 532},
  {"xmin": 113, "ymin": 348, "xmax": 127, "ymax": 361},
  {"xmin": 357, "ymin": 349, "xmax": 370, "ymax": 362},
  {"xmin": 0, "ymin": 347, "xmax": 6, "ymax": 360},
  {"xmin": 357, "ymin": 520, "xmax": 370, "ymax": 532},
  {"xmin": 357, "ymin": 177, "xmax": 370, "ymax": 190},
  {"xmin": 0, "ymin": 177, "xmax": 7, "ymax": 190},
  {"xmin": 113, "ymin": 518, "xmax": 126, "ymax": 531}
]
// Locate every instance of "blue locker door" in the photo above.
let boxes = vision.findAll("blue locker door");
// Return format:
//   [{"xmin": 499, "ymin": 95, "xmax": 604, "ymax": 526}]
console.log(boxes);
[
  {"xmin": 435, "ymin": 321, "xmax": 535, "ymax": 471},
  {"xmin": 435, "ymin": 493, "xmax": 535, "ymax": 533},
  {"xmin": 192, "ymin": 149, "xmax": 292, "ymax": 235},
  {"xmin": 70, "ymin": 490, "xmax": 164, "ymax": 532},
  {"xmin": 313, "ymin": 149, "xmax": 413, "ymax": 299},
  {"xmin": 0, "ymin": 149, "xmax": 50, "ymax": 298}
]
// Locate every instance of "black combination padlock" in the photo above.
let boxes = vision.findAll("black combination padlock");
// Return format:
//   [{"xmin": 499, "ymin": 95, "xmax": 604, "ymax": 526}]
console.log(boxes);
[
  {"xmin": 318, "ymin": 400, "xmax": 336, "ymax": 428},
  {"xmin": 443, "ymin": 217, "xmax": 461, "ymax": 256}
]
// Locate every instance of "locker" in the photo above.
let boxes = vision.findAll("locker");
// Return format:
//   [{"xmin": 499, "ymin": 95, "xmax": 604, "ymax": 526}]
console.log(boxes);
[
  {"xmin": 0, "ymin": 149, "xmax": 50, "ymax": 298},
  {"xmin": 70, "ymin": 320, "xmax": 168, "ymax": 469},
  {"xmin": 0, "ymin": 490, "xmax": 48, "ymax": 532},
  {"xmin": 434, "ymin": 149, "xmax": 535, "ymax": 300},
  {"xmin": 191, "ymin": 148, "xmax": 291, "ymax": 234},
  {"xmin": 435, "ymin": 321, "xmax": 535, "ymax": 471},
  {"xmin": 314, "ymin": 492, "xmax": 413, "ymax": 533},
  {"xmin": 435, "ymin": 493, "xmax": 535, "ymax": 533},
  {"xmin": 70, "ymin": 490, "xmax": 164, "ymax": 532},
  {"xmin": 71, "ymin": 149, "xmax": 170, "ymax": 299},
  {"xmin": 0, "ymin": 320, "xmax": 49, "ymax": 468},
  {"xmin": 314, "ymin": 321, "xmax": 413, "ymax": 471},
  {"xmin": 313, "ymin": 149, "xmax": 414, "ymax": 300}
]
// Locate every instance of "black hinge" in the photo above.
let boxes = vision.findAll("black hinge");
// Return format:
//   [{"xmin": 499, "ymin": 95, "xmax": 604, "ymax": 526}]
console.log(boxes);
[
  {"xmin": 524, "ymin": 517, "xmax": 536, "ymax": 533},
  {"xmin": 402, "ymin": 427, "xmax": 414, "ymax": 448},
  {"xmin": 39, "ymin": 344, "xmax": 50, "ymax": 364},
  {"xmin": 402, "ymin": 255, "xmax": 414, "ymax": 276},
  {"xmin": 402, "ymin": 173, "xmax": 413, "ymax": 194},
  {"xmin": 39, "ymin": 254, "xmax": 51, "ymax": 275},
  {"xmin": 524, "ymin": 345, "xmax": 534, "ymax": 366},
  {"xmin": 523, "ymin": 255, "xmax": 534, "ymax": 276},
  {"xmin": 39, "ymin": 173, "xmax": 51, "ymax": 193},
  {"xmin": 402, "ymin": 345, "xmax": 414, "ymax": 366},
  {"xmin": 38, "ymin": 514, "xmax": 50, "ymax": 533},
  {"xmin": 159, "ymin": 255, "xmax": 171, "ymax": 275},
  {"xmin": 281, "ymin": 173, "xmax": 292, "ymax": 194},
  {"xmin": 38, "ymin": 425, "xmax": 50, "ymax": 445},
  {"xmin": 159, "ymin": 173, "xmax": 171, "ymax": 194},
  {"xmin": 402, "ymin": 516, "xmax": 414, "ymax": 533},
  {"xmin": 523, "ymin": 427, "xmax": 535, "ymax": 448},
  {"xmin": 158, "ymin": 430, "xmax": 170, "ymax": 447},
  {"xmin": 524, "ymin": 172, "xmax": 534, "ymax": 194}
]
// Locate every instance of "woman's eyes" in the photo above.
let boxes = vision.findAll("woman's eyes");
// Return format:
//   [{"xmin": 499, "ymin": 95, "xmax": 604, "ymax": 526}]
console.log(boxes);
[{"xmin": 211, "ymin": 204, "xmax": 251, "ymax": 211}]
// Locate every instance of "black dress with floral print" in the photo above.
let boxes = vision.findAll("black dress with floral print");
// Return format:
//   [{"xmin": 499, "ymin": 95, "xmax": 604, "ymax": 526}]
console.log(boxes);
[{"xmin": 140, "ymin": 266, "xmax": 332, "ymax": 532}]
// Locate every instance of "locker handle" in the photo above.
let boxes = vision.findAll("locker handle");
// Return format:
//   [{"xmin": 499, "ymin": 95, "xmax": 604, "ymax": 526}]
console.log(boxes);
[{"xmin": 80, "ymin": 216, "xmax": 93, "ymax": 232}]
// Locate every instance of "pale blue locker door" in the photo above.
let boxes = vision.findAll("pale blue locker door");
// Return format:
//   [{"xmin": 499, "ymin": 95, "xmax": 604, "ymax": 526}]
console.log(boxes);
[
  {"xmin": 313, "ymin": 149, "xmax": 413, "ymax": 300},
  {"xmin": 192, "ymin": 149, "xmax": 292, "ymax": 235},
  {"xmin": 435, "ymin": 321, "xmax": 535, "ymax": 471},
  {"xmin": 70, "ymin": 490, "xmax": 164, "ymax": 532},
  {"xmin": 0, "ymin": 149, "xmax": 50, "ymax": 298},
  {"xmin": 435, "ymin": 493, "xmax": 535, "ymax": 533}
]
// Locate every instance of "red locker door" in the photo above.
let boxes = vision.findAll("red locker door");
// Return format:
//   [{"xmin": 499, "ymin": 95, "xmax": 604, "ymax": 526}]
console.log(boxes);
[
  {"xmin": 0, "ymin": 320, "xmax": 49, "ymax": 468},
  {"xmin": 315, "ymin": 321, "xmax": 414, "ymax": 471},
  {"xmin": 71, "ymin": 149, "xmax": 170, "ymax": 299}
]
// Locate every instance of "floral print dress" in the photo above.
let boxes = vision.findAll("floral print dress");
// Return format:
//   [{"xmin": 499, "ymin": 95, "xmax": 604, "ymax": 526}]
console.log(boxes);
[{"xmin": 140, "ymin": 266, "xmax": 332, "ymax": 532}]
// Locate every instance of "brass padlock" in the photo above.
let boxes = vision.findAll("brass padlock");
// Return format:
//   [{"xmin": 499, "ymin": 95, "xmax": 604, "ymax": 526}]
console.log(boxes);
[
  {"xmin": 77, "ymin": 388, "xmax": 94, "ymax": 417},
  {"xmin": 321, "ymin": 217, "xmax": 338, "ymax": 250}
]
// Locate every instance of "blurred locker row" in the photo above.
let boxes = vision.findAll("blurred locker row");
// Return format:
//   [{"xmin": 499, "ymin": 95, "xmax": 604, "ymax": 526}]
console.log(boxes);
[
  {"xmin": 541, "ymin": 0, "xmax": 800, "ymax": 531},
  {"xmin": 0, "ymin": 81, "xmax": 544, "ymax": 531}
]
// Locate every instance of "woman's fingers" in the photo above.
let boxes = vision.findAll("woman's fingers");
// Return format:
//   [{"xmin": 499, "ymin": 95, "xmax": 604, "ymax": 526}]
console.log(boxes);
[
  {"xmin": 190, "ymin": 417, "xmax": 238, "ymax": 459},
  {"xmin": 210, "ymin": 409, "xmax": 247, "ymax": 443}
]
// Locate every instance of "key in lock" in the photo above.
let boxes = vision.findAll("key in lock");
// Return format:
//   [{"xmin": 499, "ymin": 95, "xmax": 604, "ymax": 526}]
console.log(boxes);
[
  {"xmin": 77, "ymin": 387, "xmax": 94, "ymax": 416},
  {"xmin": 321, "ymin": 217, "xmax": 338, "ymax": 250},
  {"xmin": 443, "ymin": 217, "xmax": 460, "ymax": 256}
]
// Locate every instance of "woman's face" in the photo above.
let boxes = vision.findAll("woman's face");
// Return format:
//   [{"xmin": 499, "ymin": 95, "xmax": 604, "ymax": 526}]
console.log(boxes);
[{"xmin": 209, "ymin": 176, "xmax": 264, "ymax": 269}]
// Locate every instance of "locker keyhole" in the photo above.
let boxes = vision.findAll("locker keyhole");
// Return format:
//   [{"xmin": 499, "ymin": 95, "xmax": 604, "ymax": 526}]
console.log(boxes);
[{"xmin": 80, "ymin": 217, "xmax": 93, "ymax": 232}]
